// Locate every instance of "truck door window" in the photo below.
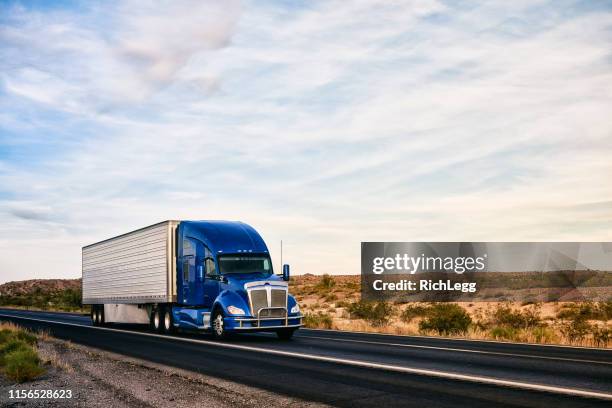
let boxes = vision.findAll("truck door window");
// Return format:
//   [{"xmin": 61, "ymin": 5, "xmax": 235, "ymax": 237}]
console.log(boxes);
[
  {"xmin": 182, "ymin": 260, "xmax": 189, "ymax": 284},
  {"xmin": 204, "ymin": 246, "xmax": 217, "ymax": 276},
  {"xmin": 183, "ymin": 237, "xmax": 197, "ymax": 283}
]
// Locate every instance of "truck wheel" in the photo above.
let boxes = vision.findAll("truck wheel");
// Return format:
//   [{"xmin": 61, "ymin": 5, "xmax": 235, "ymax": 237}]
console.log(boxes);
[
  {"xmin": 163, "ymin": 308, "xmax": 175, "ymax": 334},
  {"xmin": 91, "ymin": 306, "xmax": 98, "ymax": 326},
  {"xmin": 151, "ymin": 308, "xmax": 162, "ymax": 332},
  {"xmin": 98, "ymin": 306, "xmax": 105, "ymax": 327},
  {"xmin": 212, "ymin": 309, "xmax": 227, "ymax": 340},
  {"xmin": 276, "ymin": 328, "xmax": 295, "ymax": 340}
]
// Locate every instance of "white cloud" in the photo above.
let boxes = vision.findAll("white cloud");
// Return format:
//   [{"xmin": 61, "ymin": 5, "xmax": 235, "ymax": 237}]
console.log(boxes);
[
  {"xmin": 0, "ymin": 1, "xmax": 611, "ymax": 282},
  {"xmin": 1, "ymin": 0, "xmax": 240, "ymax": 111}
]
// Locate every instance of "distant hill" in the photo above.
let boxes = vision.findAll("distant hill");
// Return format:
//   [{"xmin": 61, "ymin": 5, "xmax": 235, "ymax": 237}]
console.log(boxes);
[
  {"xmin": 0, "ymin": 278, "xmax": 83, "ymax": 311},
  {"xmin": 0, "ymin": 279, "xmax": 81, "ymax": 297}
]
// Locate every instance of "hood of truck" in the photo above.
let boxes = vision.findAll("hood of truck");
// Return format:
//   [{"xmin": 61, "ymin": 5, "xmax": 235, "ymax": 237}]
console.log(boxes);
[
  {"xmin": 222, "ymin": 273, "xmax": 285, "ymax": 307},
  {"xmin": 224, "ymin": 273, "xmax": 283, "ymax": 288}
]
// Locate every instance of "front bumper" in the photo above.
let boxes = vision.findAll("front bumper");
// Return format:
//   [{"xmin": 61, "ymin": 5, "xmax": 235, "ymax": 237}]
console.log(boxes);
[{"xmin": 225, "ymin": 314, "xmax": 304, "ymax": 331}]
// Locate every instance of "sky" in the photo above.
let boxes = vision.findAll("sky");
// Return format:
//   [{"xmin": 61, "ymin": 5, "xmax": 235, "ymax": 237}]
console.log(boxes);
[{"xmin": 0, "ymin": 0, "xmax": 611, "ymax": 283}]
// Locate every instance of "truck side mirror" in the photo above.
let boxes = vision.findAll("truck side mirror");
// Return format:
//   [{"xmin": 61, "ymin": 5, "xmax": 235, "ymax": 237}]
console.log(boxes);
[
  {"xmin": 282, "ymin": 264, "xmax": 290, "ymax": 281},
  {"xmin": 197, "ymin": 265, "xmax": 204, "ymax": 281}
]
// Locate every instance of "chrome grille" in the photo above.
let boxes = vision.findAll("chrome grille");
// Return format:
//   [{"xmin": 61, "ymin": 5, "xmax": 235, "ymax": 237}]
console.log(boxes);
[
  {"xmin": 250, "ymin": 289, "xmax": 268, "ymax": 315},
  {"xmin": 247, "ymin": 285, "xmax": 288, "ymax": 318},
  {"xmin": 259, "ymin": 308, "xmax": 286, "ymax": 318},
  {"xmin": 271, "ymin": 289, "xmax": 286, "ymax": 308}
]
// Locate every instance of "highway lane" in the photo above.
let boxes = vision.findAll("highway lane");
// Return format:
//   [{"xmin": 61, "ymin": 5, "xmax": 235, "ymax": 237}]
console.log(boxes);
[{"xmin": 0, "ymin": 308, "xmax": 610, "ymax": 408}]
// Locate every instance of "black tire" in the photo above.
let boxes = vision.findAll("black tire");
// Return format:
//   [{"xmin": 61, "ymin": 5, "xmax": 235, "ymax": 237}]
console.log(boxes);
[
  {"xmin": 211, "ymin": 308, "xmax": 227, "ymax": 340},
  {"xmin": 150, "ymin": 307, "xmax": 163, "ymax": 333},
  {"xmin": 162, "ymin": 307, "xmax": 175, "ymax": 334},
  {"xmin": 276, "ymin": 328, "xmax": 295, "ymax": 340},
  {"xmin": 91, "ymin": 305, "xmax": 98, "ymax": 326},
  {"xmin": 98, "ymin": 305, "xmax": 105, "ymax": 327}
]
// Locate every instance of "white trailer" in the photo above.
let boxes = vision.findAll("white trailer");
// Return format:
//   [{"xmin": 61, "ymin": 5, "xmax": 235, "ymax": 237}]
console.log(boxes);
[{"xmin": 82, "ymin": 220, "xmax": 178, "ymax": 324}]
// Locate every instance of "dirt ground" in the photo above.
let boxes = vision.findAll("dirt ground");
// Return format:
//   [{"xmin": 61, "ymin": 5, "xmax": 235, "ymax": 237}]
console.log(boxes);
[
  {"xmin": 291, "ymin": 275, "xmax": 611, "ymax": 347},
  {"xmin": 0, "ymin": 338, "xmax": 329, "ymax": 408}
]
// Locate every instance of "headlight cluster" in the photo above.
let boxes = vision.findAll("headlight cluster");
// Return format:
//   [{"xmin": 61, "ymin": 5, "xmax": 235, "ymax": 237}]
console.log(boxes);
[
  {"xmin": 227, "ymin": 305, "xmax": 246, "ymax": 315},
  {"xmin": 291, "ymin": 304, "xmax": 300, "ymax": 314}
]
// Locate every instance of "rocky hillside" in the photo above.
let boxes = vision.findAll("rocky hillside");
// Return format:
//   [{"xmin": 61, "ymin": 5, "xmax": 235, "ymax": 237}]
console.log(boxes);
[
  {"xmin": 0, "ymin": 279, "xmax": 81, "ymax": 297},
  {"xmin": 0, "ymin": 278, "xmax": 83, "ymax": 311}
]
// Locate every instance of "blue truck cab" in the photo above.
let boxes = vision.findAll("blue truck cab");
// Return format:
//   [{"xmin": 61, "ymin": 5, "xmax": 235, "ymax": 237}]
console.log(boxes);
[{"xmin": 168, "ymin": 220, "xmax": 302, "ymax": 339}]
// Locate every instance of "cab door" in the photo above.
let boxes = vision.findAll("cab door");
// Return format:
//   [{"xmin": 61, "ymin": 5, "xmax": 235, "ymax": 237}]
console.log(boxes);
[
  {"xmin": 180, "ymin": 237, "xmax": 207, "ymax": 306},
  {"xmin": 189, "ymin": 240, "xmax": 205, "ymax": 306},
  {"xmin": 202, "ymin": 245, "xmax": 219, "ymax": 308},
  {"xmin": 179, "ymin": 235, "xmax": 193, "ymax": 305}
]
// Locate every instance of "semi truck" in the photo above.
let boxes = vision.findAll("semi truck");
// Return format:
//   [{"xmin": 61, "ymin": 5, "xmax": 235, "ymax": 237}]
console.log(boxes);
[{"xmin": 82, "ymin": 220, "xmax": 303, "ymax": 339}]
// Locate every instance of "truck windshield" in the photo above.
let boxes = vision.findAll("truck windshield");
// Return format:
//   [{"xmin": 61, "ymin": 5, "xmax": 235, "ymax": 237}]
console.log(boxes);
[{"xmin": 218, "ymin": 255, "xmax": 273, "ymax": 275}]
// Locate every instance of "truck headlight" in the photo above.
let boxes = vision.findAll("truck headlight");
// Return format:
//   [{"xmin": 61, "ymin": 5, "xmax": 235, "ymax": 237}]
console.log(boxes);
[
  {"xmin": 291, "ymin": 304, "xmax": 300, "ymax": 314},
  {"xmin": 227, "ymin": 305, "xmax": 245, "ymax": 315}
]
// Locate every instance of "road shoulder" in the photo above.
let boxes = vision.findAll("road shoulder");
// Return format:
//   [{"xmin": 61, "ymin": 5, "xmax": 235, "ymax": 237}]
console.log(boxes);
[{"xmin": 1, "ymin": 336, "xmax": 329, "ymax": 408}]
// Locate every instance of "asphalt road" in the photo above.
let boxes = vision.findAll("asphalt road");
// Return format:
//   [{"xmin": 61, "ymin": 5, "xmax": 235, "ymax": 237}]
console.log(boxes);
[{"xmin": 1, "ymin": 308, "xmax": 611, "ymax": 407}]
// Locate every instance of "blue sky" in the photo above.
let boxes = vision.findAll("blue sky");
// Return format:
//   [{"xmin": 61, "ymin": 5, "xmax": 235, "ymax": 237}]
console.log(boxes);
[{"xmin": 1, "ymin": 0, "xmax": 611, "ymax": 283}]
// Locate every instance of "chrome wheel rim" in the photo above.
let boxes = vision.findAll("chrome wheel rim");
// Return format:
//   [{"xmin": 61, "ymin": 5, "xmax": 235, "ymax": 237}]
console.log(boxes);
[
  {"xmin": 154, "ymin": 311, "xmax": 160, "ymax": 329},
  {"xmin": 214, "ymin": 315, "xmax": 223, "ymax": 336},
  {"xmin": 164, "ymin": 312, "xmax": 171, "ymax": 331}
]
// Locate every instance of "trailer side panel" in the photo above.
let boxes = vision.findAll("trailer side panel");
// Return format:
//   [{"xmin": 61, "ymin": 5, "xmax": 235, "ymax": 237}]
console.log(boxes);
[{"xmin": 82, "ymin": 221, "xmax": 178, "ymax": 304}]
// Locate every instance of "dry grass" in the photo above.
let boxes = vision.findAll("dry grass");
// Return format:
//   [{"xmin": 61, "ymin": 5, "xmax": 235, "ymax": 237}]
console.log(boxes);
[
  {"xmin": 0, "ymin": 322, "xmax": 46, "ymax": 382},
  {"xmin": 38, "ymin": 342, "xmax": 74, "ymax": 373},
  {"xmin": 290, "ymin": 274, "xmax": 612, "ymax": 348}
]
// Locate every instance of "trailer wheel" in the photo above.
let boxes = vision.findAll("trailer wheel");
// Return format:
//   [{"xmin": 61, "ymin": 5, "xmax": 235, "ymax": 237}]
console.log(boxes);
[
  {"xmin": 151, "ymin": 308, "xmax": 162, "ymax": 332},
  {"xmin": 163, "ymin": 308, "xmax": 175, "ymax": 334},
  {"xmin": 98, "ymin": 306, "xmax": 105, "ymax": 326},
  {"xmin": 212, "ymin": 309, "xmax": 227, "ymax": 340},
  {"xmin": 276, "ymin": 328, "xmax": 295, "ymax": 340},
  {"xmin": 91, "ymin": 306, "xmax": 98, "ymax": 326}
]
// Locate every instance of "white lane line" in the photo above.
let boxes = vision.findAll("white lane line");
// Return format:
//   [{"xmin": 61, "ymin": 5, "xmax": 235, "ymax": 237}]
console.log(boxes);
[
  {"xmin": 302, "ymin": 335, "xmax": 612, "ymax": 366},
  {"xmin": 303, "ymin": 328, "xmax": 612, "ymax": 351},
  {"xmin": 1, "ymin": 313, "xmax": 611, "ymax": 401}
]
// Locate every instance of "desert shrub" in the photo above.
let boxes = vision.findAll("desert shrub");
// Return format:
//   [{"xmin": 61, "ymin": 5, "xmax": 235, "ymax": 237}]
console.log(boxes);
[
  {"xmin": 491, "ymin": 304, "xmax": 541, "ymax": 329},
  {"xmin": 490, "ymin": 326, "xmax": 519, "ymax": 341},
  {"xmin": 593, "ymin": 327, "xmax": 611, "ymax": 347},
  {"xmin": 561, "ymin": 316, "xmax": 592, "ymax": 343},
  {"xmin": 316, "ymin": 274, "xmax": 336, "ymax": 291},
  {"xmin": 348, "ymin": 301, "xmax": 393, "ymax": 327},
  {"xmin": 0, "ymin": 286, "xmax": 84, "ymax": 312},
  {"xmin": 0, "ymin": 330, "xmax": 13, "ymax": 344},
  {"xmin": 347, "ymin": 300, "xmax": 372, "ymax": 318},
  {"xmin": 335, "ymin": 300, "xmax": 350, "ymax": 308},
  {"xmin": 599, "ymin": 301, "xmax": 612, "ymax": 320},
  {"xmin": 324, "ymin": 293, "xmax": 338, "ymax": 302},
  {"xmin": 303, "ymin": 312, "xmax": 333, "ymax": 329},
  {"xmin": 558, "ymin": 303, "xmax": 594, "ymax": 320},
  {"xmin": 558, "ymin": 302, "xmax": 612, "ymax": 321},
  {"xmin": 400, "ymin": 305, "xmax": 429, "ymax": 323},
  {"xmin": 0, "ymin": 324, "xmax": 45, "ymax": 382},
  {"xmin": 13, "ymin": 330, "xmax": 37, "ymax": 345},
  {"xmin": 419, "ymin": 304, "xmax": 471, "ymax": 335},
  {"xmin": 60, "ymin": 288, "xmax": 82, "ymax": 309},
  {"xmin": 0, "ymin": 339, "xmax": 30, "ymax": 366},
  {"xmin": 3, "ymin": 348, "xmax": 45, "ymax": 383},
  {"xmin": 344, "ymin": 281, "xmax": 360, "ymax": 291},
  {"xmin": 531, "ymin": 326, "xmax": 557, "ymax": 343}
]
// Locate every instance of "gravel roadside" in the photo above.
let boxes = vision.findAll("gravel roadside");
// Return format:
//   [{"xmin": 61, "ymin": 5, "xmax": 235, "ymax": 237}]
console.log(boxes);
[{"xmin": 0, "ymin": 337, "xmax": 329, "ymax": 407}]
